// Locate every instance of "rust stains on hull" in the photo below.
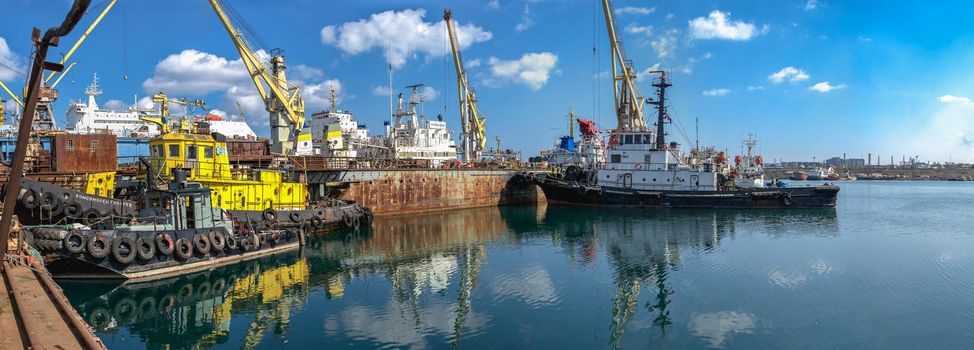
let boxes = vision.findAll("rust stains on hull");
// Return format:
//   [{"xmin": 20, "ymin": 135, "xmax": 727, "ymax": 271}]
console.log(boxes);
[{"xmin": 308, "ymin": 169, "xmax": 544, "ymax": 216}]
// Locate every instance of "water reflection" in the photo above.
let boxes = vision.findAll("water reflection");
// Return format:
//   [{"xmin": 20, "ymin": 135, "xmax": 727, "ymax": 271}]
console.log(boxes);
[{"xmin": 63, "ymin": 205, "xmax": 837, "ymax": 349}]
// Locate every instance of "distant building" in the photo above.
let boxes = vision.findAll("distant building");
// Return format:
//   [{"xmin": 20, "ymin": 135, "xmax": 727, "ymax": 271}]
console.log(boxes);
[{"xmin": 824, "ymin": 157, "xmax": 865, "ymax": 168}]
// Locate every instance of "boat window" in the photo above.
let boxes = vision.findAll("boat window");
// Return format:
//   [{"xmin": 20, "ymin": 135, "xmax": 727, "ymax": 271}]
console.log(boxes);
[
  {"xmin": 66, "ymin": 139, "xmax": 75, "ymax": 151},
  {"xmin": 156, "ymin": 145, "xmax": 164, "ymax": 157},
  {"xmin": 203, "ymin": 146, "xmax": 213, "ymax": 159},
  {"xmin": 90, "ymin": 140, "xmax": 99, "ymax": 151},
  {"xmin": 611, "ymin": 154, "xmax": 621, "ymax": 163},
  {"xmin": 186, "ymin": 145, "xmax": 198, "ymax": 160},
  {"xmin": 643, "ymin": 134, "xmax": 654, "ymax": 144},
  {"xmin": 168, "ymin": 144, "xmax": 179, "ymax": 157},
  {"xmin": 624, "ymin": 134, "xmax": 634, "ymax": 145}
]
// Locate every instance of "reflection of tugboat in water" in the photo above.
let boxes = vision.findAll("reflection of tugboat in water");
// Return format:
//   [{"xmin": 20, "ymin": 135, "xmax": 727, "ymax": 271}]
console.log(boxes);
[{"xmin": 535, "ymin": 71, "xmax": 839, "ymax": 208}]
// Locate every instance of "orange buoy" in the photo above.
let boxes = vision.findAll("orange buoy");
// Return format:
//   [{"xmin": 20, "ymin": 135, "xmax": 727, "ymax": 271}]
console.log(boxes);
[
  {"xmin": 734, "ymin": 155, "xmax": 743, "ymax": 165},
  {"xmin": 755, "ymin": 155, "xmax": 763, "ymax": 165}
]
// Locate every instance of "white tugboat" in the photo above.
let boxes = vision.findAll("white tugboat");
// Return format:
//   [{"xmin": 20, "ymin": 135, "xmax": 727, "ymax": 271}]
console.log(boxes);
[{"xmin": 732, "ymin": 135, "xmax": 766, "ymax": 189}]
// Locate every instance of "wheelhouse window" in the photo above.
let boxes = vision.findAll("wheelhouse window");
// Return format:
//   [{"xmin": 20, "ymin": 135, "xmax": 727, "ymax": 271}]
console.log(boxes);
[
  {"xmin": 168, "ymin": 144, "xmax": 179, "ymax": 157},
  {"xmin": 624, "ymin": 134, "xmax": 634, "ymax": 145},
  {"xmin": 186, "ymin": 145, "xmax": 198, "ymax": 160},
  {"xmin": 203, "ymin": 146, "xmax": 213, "ymax": 158}
]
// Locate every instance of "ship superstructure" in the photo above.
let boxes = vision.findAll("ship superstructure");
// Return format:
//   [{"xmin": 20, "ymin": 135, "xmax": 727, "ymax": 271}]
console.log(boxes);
[
  {"xmin": 373, "ymin": 84, "xmax": 458, "ymax": 166},
  {"xmin": 65, "ymin": 74, "xmax": 159, "ymax": 138}
]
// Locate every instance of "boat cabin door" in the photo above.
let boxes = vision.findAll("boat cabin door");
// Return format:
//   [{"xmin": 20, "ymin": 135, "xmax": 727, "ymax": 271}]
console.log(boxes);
[{"xmin": 623, "ymin": 173, "xmax": 633, "ymax": 188}]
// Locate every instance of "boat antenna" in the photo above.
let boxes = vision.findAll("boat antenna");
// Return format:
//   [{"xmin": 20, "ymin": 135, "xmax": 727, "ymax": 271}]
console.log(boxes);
[{"xmin": 388, "ymin": 63, "xmax": 393, "ymax": 130}]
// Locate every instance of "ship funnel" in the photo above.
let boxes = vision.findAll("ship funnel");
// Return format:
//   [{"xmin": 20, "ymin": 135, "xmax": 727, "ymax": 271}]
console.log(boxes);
[{"xmin": 171, "ymin": 169, "xmax": 189, "ymax": 188}]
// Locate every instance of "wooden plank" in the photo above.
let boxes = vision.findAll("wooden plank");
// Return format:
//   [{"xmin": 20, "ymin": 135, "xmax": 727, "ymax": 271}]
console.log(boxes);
[
  {"xmin": 0, "ymin": 267, "xmax": 26, "ymax": 349},
  {"xmin": 5, "ymin": 264, "xmax": 84, "ymax": 350}
]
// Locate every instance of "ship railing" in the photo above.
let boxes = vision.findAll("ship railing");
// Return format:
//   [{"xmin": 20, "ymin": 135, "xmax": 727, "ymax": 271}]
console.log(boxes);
[{"xmin": 288, "ymin": 156, "xmax": 434, "ymax": 171}]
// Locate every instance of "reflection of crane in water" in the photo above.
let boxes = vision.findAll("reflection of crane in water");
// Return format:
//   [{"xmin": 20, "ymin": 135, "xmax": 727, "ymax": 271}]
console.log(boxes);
[
  {"xmin": 452, "ymin": 245, "xmax": 485, "ymax": 349},
  {"xmin": 216, "ymin": 259, "xmax": 310, "ymax": 350}
]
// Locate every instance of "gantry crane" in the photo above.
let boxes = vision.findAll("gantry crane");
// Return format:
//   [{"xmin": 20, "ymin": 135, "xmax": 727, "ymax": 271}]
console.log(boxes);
[
  {"xmin": 209, "ymin": 0, "xmax": 307, "ymax": 155},
  {"xmin": 0, "ymin": 0, "xmax": 115, "ymax": 130},
  {"xmin": 444, "ymin": 9, "xmax": 487, "ymax": 162},
  {"xmin": 601, "ymin": 0, "xmax": 647, "ymax": 131}
]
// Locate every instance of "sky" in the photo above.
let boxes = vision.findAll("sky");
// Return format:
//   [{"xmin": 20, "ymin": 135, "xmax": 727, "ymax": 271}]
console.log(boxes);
[{"xmin": 2, "ymin": 0, "xmax": 974, "ymax": 163}]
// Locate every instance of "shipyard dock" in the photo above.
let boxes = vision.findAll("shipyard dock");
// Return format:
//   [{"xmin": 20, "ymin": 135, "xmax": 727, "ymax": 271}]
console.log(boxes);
[{"xmin": 1, "ymin": 256, "xmax": 105, "ymax": 349}]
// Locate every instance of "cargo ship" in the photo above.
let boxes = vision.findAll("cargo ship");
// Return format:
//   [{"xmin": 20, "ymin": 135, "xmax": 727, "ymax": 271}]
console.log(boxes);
[{"xmin": 534, "ymin": 71, "xmax": 838, "ymax": 209}]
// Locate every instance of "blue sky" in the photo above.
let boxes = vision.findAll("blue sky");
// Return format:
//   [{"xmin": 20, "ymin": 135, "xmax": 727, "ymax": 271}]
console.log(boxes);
[{"xmin": 2, "ymin": 0, "xmax": 974, "ymax": 163}]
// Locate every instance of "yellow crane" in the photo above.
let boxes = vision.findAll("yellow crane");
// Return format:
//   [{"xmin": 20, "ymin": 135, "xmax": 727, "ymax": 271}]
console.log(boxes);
[
  {"xmin": 601, "ymin": 0, "xmax": 647, "ymax": 131},
  {"xmin": 208, "ymin": 0, "xmax": 307, "ymax": 155},
  {"xmin": 444, "ymin": 9, "xmax": 487, "ymax": 162},
  {"xmin": 151, "ymin": 91, "xmax": 206, "ymax": 117}
]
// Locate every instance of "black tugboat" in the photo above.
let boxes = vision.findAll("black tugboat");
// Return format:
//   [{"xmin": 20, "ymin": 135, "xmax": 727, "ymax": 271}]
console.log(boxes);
[
  {"xmin": 20, "ymin": 170, "xmax": 364, "ymax": 280},
  {"xmin": 535, "ymin": 71, "xmax": 838, "ymax": 209}
]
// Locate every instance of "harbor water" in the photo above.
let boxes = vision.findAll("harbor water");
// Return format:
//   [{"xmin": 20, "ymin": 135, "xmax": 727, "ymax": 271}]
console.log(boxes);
[{"xmin": 62, "ymin": 181, "xmax": 974, "ymax": 349}]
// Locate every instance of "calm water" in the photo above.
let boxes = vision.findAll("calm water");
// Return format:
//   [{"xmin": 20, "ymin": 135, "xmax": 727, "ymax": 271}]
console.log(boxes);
[{"xmin": 62, "ymin": 181, "xmax": 974, "ymax": 349}]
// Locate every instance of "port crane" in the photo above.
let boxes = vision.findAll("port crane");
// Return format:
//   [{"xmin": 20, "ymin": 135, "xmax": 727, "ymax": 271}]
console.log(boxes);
[
  {"xmin": 444, "ymin": 9, "xmax": 487, "ymax": 162},
  {"xmin": 0, "ymin": 0, "xmax": 116, "ymax": 130},
  {"xmin": 601, "ymin": 0, "xmax": 647, "ymax": 132},
  {"xmin": 209, "ymin": 0, "xmax": 308, "ymax": 155},
  {"xmin": 151, "ymin": 92, "xmax": 207, "ymax": 117}
]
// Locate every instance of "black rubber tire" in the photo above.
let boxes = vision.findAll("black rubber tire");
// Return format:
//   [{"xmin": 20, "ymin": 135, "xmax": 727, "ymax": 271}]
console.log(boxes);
[
  {"xmin": 81, "ymin": 208, "xmax": 102, "ymax": 226},
  {"xmin": 288, "ymin": 211, "xmax": 302, "ymax": 223},
  {"xmin": 41, "ymin": 191, "xmax": 63, "ymax": 216},
  {"xmin": 209, "ymin": 231, "xmax": 226, "ymax": 251},
  {"xmin": 196, "ymin": 281, "xmax": 212, "ymax": 298},
  {"xmin": 174, "ymin": 238, "xmax": 193, "ymax": 260},
  {"xmin": 111, "ymin": 236, "xmax": 137, "ymax": 264},
  {"xmin": 262, "ymin": 208, "xmax": 278, "ymax": 222},
  {"xmin": 137, "ymin": 297, "xmax": 156, "ymax": 322},
  {"xmin": 315, "ymin": 209, "xmax": 326, "ymax": 217},
  {"xmin": 342, "ymin": 214, "xmax": 353, "ymax": 228},
  {"xmin": 112, "ymin": 297, "xmax": 138, "ymax": 325},
  {"xmin": 156, "ymin": 233, "xmax": 174, "ymax": 256},
  {"xmin": 136, "ymin": 237, "xmax": 155, "ymax": 261},
  {"xmin": 63, "ymin": 231, "xmax": 85, "ymax": 254},
  {"xmin": 269, "ymin": 232, "xmax": 280, "ymax": 244},
  {"xmin": 87, "ymin": 307, "xmax": 112, "ymax": 330},
  {"xmin": 352, "ymin": 215, "xmax": 361, "ymax": 230},
  {"xmin": 20, "ymin": 188, "xmax": 40, "ymax": 209},
  {"xmin": 240, "ymin": 238, "xmax": 254, "ymax": 251},
  {"xmin": 225, "ymin": 235, "xmax": 238, "ymax": 250},
  {"xmin": 193, "ymin": 233, "xmax": 211, "ymax": 255},
  {"xmin": 87, "ymin": 233, "xmax": 111, "ymax": 259},
  {"xmin": 32, "ymin": 239, "xmax": 62, "ymax": 252},
  {"xmin": 64, "ymin": 203, "xmax": 82, "ymax": 218},
  {"xmin": 176, "ymin": 284, "xmax": 193, "ymax": 302},
  {"xmin": 311, "ymin": 216, "xmax": 324, "ymax": 229}
]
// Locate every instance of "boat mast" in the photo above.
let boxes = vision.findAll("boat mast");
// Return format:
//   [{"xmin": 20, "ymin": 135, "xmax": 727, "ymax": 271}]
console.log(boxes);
[{"xmin": 646, "ymin": 71, "xmax": 670, "ymax": 149}]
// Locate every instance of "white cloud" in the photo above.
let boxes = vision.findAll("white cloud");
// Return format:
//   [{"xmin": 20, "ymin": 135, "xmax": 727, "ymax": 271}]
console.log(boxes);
[
  {"xmin": 702, "ymin": 88, "xmax": 731, "ymax": 96},
  {"xmin": 303, "ymin": 79, "xmax": 344, "ymax": 111},
  {"xmin": 515, "ymin": 5, "xmax": 535, "ymax": 32},
  {"xmin": 102, "ymin": 99, "xmax": 130, "ymax": 111},
  {"xmin": 679, "ymin": 52, "xmax": 712, "ymax": 74},
  {"xmin": 0, "ymin": 37, "xmax": 24, "ymax": 82},
  {"xmin": 768, "ymin": 66, "xmax": 810, "ymax": 83},
  {"xmin": 421, "ymin": 86, "xmax": 439, "ymax": 101},
  {"xmin": 624, "ymin": 23, "xmax": 652, "ymax": 36},
  {"xmin": 371, "ymin": 85, "xmax": 393, "ymax": 96},
  {"xmin": 467, "ymin": 58, "xmax": 482, "ymax": 68},
  {"xmin": 651, "ymin": 28, "xmax": 679, "ymax": 59},
  {"xmin": 615, "ymin": 6, "xmax": 655, "ymax": 16},
  {"xmin": 857, "ymin": 35, "xmax": 873, "ymax": 43},
  {"xmin": 635, "ymin": 63, "xmax": 662, "ymax": 82},
  {"xmin": 689, "ymin": 312, "xmax": 757, "ymax": 348},
  {"xmin": 809, "ymin": 81, "xmax": 845, "ymax": 93},
  {"xmin": 486, "ymin": 0, "xmax": 500, "ymax": 10},
  {"xmin": 666, "ymin": 13, "xmax": 675, "ymax": 20},
  {"xmin": 747, "ymin": 85, "xmax": 766, "ymax": 91},
  {"xmin": 321, "ymin": 9, "xmax": 492, "ymax": 69},
  {"xmin": 689, "ymin": 10, "xmax": 760, "ymax": 41},
  {"xmin": 938, "ymin": 95, "xmax": 974, "ymax": 106},
  {"xmin": 804, "ymin": 0, "xmax": 820, "ymax": 10},
  {"xmin": 487, "ymin": 52, "xmax": 558, "ymax": 90},
  {"xmin": 143, "ymin": 49, "xmax": 341, "ymax": 128}
]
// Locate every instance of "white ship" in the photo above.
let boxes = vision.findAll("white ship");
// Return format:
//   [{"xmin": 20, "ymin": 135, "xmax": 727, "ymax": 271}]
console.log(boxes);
[
  {"xmin": 311, "ymin": 84, "xmax": 458, "ymax": 167},
  {"xmin": 731, "ymin": 135, "xmax": 766, "ymax": 188},
  {"xmin": 66, "ymin": 74, "xmax": 256, "ymax": 139},
  {"xmin": 65, "ymin": 74, "xmax": 159, "ymax": 138}
]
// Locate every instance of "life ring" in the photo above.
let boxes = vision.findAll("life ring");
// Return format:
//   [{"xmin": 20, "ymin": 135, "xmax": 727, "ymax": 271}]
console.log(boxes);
[
  {"xmin": 135, "ymin": 237, "xmax": 155, "ymax": 261},
  {"xmin": 63, "ymin": 231, "xmax": 86, "ymax": 254},
  {"xmin": 288, "ymin": 211, "xmax": 302, "ymax": 223},
  {"xmin": 156, "ymin": 233, "xmax": 174, "ymax": 256},
  {"xmin": 262, "ymin": 208, "xmax": 278, "ymax": 222},
  {"xmin": 20, "ymin": 188, "xmax": 40, "ymax": 209},
  {"xmin": 193, "ymin": 233, "xmax": 211, "ymax": 255},
  {"xmin": 111, "ymin": 236, "xmax": 137, "ymax": 264},
  {"xmin": 174, "ymin": 238, "xmax": 193, "ymax": 260},
  {"xmin": 87, "ymin": 233, "xmax": 111, "ymax": 259},
  {"xmin": 209, "ymin": 231, "xmax": 226, "ymax": 251},
  {"xmin": 634, "ymin": 163, "xmax": 643, "ymax": 170}
]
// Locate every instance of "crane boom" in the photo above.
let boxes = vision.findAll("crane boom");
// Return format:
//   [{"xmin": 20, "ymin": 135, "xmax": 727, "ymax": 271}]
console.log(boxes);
[
  {"xmin": 208, "ymin": 0, "xmax": 306, "ymax": 154},
  {"xmin": 44, "ymin": 0, "xmax": 117, "ymax": 84},
  {"xmin": 444, "ymin": 9, "xmax": 486, "ymax": 162},
  {"xmin": 601, "ymin": 0, "xmax": 647, "ymax": 131}
]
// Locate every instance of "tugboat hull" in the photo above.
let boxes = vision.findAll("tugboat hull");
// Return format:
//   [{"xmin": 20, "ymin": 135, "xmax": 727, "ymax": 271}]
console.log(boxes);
[{"xmin": 537, "ymin": 179, "xmax": 838, "ymax": 208}]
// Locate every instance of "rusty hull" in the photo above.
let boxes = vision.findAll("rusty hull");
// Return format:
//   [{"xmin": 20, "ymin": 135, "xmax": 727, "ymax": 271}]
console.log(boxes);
[{"xmin": 306, "ymin": 169, "xmax": 544, "ymax": 216}]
